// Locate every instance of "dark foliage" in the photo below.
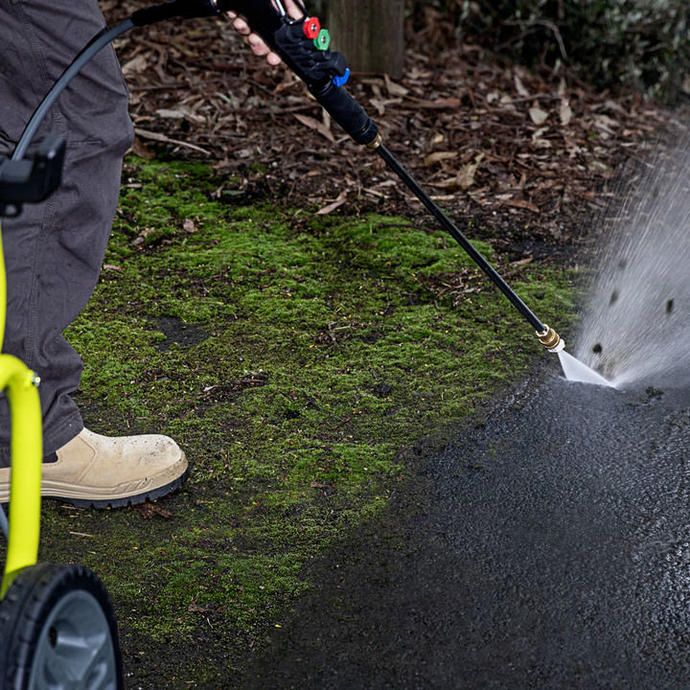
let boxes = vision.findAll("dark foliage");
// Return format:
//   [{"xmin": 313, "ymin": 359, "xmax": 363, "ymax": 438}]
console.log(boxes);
[{"xmin": 409, "ymin": 0, "xmax": 689, "ymax": 102}]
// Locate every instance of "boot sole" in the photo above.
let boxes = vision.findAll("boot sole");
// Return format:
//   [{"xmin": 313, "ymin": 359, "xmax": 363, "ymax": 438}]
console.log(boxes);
[
  {"xmin": 52, "ymin": 466, "xmax": 190, "ymax": 509},
  {"xmin": 0, "ymin": 466, "xmax": 189, "ymax": 510}
]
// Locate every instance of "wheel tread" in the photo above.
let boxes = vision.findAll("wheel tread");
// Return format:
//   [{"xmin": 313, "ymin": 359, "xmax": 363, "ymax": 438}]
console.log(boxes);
[{"xmin": 0, "ymin": 563, "xmax": 122, "ymax": 688}]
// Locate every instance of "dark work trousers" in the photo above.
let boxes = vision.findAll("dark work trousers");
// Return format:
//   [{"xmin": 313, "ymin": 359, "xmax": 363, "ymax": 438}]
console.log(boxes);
[{"xmin": 0, "ymin": 0, "xmax": 134, "ymax": 466}]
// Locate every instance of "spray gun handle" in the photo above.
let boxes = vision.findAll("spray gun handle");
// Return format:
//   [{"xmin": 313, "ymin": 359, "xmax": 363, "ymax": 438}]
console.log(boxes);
[
  {"xmin": 129, "ymin": 0, "xmax": 379, "ymax": 144},
  {"xmin": 215, "ymin": 0, "xmax": 380, "ymax": 146}
]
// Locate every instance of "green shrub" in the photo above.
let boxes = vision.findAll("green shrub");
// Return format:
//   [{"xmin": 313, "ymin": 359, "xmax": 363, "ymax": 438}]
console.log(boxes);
[{"xmin": 413, "ymin": 0, "xmax": 689, "ymax": 102}]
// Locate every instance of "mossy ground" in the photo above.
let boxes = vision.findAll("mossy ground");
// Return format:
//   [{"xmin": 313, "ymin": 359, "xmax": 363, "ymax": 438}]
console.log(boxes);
[{"xmin": 4, "ymin": 157, "xmax": 576, "ymax": 686}]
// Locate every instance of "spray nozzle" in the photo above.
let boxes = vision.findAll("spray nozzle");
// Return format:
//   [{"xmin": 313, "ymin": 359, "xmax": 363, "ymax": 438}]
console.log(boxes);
[{"xmin": 537, "ymin": 325, "xmax": 565, "ymax": 352}]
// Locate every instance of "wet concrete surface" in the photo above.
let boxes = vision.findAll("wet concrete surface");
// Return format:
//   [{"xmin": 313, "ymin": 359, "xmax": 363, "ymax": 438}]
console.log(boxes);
[{"xmin": 244, "ymin": 370, "xmax": 690, "ymax": 689}]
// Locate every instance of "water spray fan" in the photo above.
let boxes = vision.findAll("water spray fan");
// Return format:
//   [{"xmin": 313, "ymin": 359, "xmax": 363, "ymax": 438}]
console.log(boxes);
[{"xmin": 13, "ymin": 0, "xmax": 612, "ymax": 386}]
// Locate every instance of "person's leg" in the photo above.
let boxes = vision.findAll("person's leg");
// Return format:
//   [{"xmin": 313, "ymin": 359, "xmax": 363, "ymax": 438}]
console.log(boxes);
[
  {"xmin": 0, "ymin": 0, "xmax": 132, "ymax": 457},
  {"xmin": 0, "ymin": 0, "xmax": 187, "ymax": 506}
]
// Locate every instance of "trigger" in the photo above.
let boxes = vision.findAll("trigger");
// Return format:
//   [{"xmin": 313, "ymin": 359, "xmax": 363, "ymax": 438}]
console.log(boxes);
[
  {"xmin": 328, "ymin": 51, "xmax": 349, "ymax": 81},
  {"xmin": 332, "ymin": 68, "xmax": 351, "ymax": 88}
]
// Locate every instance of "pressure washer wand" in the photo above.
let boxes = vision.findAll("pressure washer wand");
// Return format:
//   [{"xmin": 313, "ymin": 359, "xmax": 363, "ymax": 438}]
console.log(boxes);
[
  {"xmin": 376, "ymin": 140, "xmax": 562, "ymax": 350},
  {"xmin": 213, "ymin": 0, "xmax": 564, "ymax": 352}
]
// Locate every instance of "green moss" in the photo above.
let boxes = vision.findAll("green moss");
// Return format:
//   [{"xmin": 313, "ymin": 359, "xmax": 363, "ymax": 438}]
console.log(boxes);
[{"xmin": 7, "ymin": 157, "xmax": 577, "ymax": 682}]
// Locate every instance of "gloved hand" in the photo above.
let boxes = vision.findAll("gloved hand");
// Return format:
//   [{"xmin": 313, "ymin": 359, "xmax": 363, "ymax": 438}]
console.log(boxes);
[{"xmin": 227, "ymin": 0, "xmax": 302, "ymax": 65}]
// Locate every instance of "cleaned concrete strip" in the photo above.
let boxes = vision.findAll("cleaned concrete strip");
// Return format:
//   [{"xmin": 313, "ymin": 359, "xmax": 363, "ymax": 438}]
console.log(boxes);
[{"xmin": 245, "ymin": 373, "xmax": 690, "ymax": 689}]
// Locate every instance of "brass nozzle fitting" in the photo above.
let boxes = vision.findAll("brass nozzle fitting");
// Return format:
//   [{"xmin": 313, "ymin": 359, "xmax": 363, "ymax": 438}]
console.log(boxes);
[
  {"xmin": 536, "ymin": 325, "xmax": 564, "ymax": 352},
  {"xmin": 367, "ymin": 133, "xmax": 383, "ymax": 150}
]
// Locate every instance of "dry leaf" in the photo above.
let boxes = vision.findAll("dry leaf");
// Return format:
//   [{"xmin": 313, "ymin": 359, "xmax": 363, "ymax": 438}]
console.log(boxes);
[
  {"xmin": 424, "ymin": 151, "xmax": 459, "ymax": 167},
  {"xmin": 316, "ymin": 194, "xmax": 347, "ymax": 215},
  {"xmin": 293, "ymin": 113, "xmax": 335, "ymax": 143},
  {"xmin": 557, "ymin": 78, "xmax": 567, "ymax": 98},
  {"xmin": 531, "ymin": 126, "xmax": 550, "ymax": 148},
  {"xmin": 529, "ymin": 106, "xmax": 549, "ymax": 125},
  {"xmin": 506, "ymin": 198, "xmax": 540, "ymax": 213},
  {"xmin": 593, "ymin": 114, "xmax": 619, "ymax": 134},
  {"xmin": 131, "ymin": 136, "xmax": 155, "ymax": 160},
  {"xmin": 429, "ymin": 177, "xmax": 460, "ymax": 190},
  {"xmin": 132, "ymin": 226, "xmax": 155, "ymax": 247},
  {"xmin": 183, "ymin": 218, "xmax": 196, "ymax": 233},
  {"xmin": 133, "ymin": 502, "xmax": 173, "ymax": 519},
  {"xmin": 405, "ymin": 96, "xmax": 461, "ymax": 109},
  {"xmin": 122, "ymin": 54, "xmax": 148, "ymax": 76},
  {"xmin": 458, "ymin": 153, "xmax": 485, "ymax": 190},
  {"xmin": 156, "ymin": 107, "xmax": 205, "ymax": 123},
  {"xmin": 514, "ymin": 73, "xmax": 530, "ymax": 97},
  {"xmin": 384, "ymin": 74, "xmax": 409, "ymax": 97},
  {"xmin": 559, "ymin": 100, "xmax": 573, "ymax": 126},
  {"xmin": 370, "ymin": 98, "xmax": 387, "ymax": 116},
  {"xmin": 134, "ymin": 128, "xmax": 211, "ymax": 156}
]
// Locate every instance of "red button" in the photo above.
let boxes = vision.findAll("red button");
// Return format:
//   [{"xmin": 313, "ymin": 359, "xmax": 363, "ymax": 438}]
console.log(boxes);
[{"xmin": 303, "ymin": 17, "xmax": 321, "ymax": 40}]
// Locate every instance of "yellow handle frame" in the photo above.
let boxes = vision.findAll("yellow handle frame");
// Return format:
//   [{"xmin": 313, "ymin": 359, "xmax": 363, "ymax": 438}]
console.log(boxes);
[
  {"xmin": 0, "ymin": 356, "xmax": 42, "ymax": 597},
  {"xmin": 0, "ymin": 226, "xmax": 43, "ymax": 598}
]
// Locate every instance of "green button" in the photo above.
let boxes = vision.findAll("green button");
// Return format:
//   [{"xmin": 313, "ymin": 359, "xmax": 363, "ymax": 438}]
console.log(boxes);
[{"xmin": 314, "ymin": 28, "xmax": 331, "ymax": 51}]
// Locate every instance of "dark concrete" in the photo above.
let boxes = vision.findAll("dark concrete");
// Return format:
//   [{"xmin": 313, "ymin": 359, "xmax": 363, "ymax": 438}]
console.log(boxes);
[{"xmin": 244, "ymin": 369, "xmax": 690, "ymax": 689}]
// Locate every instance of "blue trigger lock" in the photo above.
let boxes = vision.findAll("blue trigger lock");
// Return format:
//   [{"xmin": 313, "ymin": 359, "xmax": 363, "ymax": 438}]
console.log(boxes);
[{"xmin": 332, "ymin": 68, "xmax": 351, "ymax": 88}]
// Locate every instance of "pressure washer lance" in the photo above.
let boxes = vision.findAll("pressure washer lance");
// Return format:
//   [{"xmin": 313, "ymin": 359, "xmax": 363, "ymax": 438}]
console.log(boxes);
[
  {"xmin": 13, "ymin": 0, "xmax": 568, "ymax": 357},
  {"xmin": 213, "ymin": 0, "xmax": 567, "ymax": 355}
]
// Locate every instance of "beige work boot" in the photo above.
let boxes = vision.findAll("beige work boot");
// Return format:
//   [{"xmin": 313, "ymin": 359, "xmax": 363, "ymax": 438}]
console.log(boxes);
[{"xmin": 0, "ymin": 428, "xmax": 188, "ymax": 508}]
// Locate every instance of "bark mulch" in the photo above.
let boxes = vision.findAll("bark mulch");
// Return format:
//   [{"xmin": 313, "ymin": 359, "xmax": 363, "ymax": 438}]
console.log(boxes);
[{"xmin": 102, "ymin": 3, "xmax": 671, "ymax": 258}]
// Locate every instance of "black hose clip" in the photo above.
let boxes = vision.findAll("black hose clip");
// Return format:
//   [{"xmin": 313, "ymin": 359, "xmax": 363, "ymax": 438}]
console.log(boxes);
[{"xmin": 0, "ymin": 136, "xmax": 66, "ymax": 218}]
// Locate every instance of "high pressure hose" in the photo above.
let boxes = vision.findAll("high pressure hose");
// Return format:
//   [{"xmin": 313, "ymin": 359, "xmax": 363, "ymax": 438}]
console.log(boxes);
[{"xmin": 12, "ymin": 21, "xmax": 134, "ymax": 162}]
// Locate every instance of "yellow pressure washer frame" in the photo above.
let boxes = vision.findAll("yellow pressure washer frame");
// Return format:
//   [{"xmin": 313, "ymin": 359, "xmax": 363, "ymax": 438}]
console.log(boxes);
[{"xmin": 0, "ymin": 229, "xmax": 44, "ymax": 600}]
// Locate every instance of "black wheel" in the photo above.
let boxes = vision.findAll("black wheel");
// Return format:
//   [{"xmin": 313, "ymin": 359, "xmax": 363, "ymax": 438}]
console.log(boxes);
[{"xmin": 0, "ymin": 562, "xmax": 122, "ymax": 689}]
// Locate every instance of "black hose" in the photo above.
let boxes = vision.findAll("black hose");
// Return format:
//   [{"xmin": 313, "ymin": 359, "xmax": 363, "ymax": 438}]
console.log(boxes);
[
  {"xmin": 12, "ymin": 19, "xmax": 135, "ymax": 162},
  {"xmin": 376, "ymin": 143, "xmax": 546, "ymax": 333}
]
